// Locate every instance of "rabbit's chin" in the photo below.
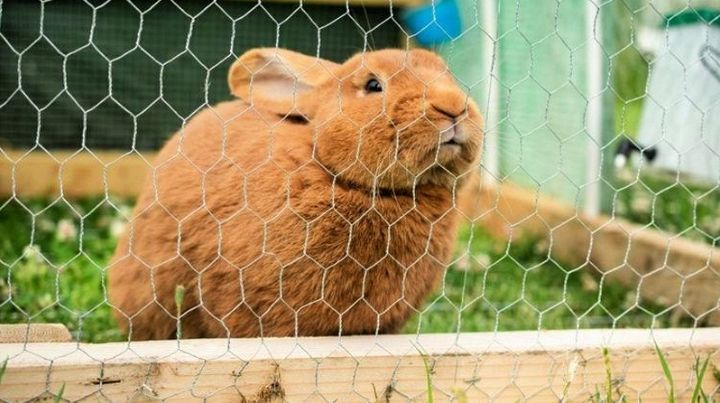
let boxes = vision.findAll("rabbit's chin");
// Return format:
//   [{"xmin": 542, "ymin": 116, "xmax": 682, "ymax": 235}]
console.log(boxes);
[
  {"xmin": 415, "ymin": 165, "xmax": 472, "ymax": 189},
  {"xmin": 372, "ymin": 163, "xmax": 473, "ymax": 192}
]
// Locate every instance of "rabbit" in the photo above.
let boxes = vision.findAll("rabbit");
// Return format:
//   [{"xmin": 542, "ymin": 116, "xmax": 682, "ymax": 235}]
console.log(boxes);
[{"xmin": 108, "ymin": 47, "xmax": 483, "ymax": 340}]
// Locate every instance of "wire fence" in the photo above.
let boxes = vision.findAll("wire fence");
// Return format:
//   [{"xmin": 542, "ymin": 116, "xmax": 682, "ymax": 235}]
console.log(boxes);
[{"xmin": 0, "ymin": 0, "xmax": 719, "ymax": 401}]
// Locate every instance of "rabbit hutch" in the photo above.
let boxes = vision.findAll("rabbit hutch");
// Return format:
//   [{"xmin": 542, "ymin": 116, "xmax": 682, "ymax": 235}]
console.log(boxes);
[{"xmin": 0, "ymin": 0, "xmax": 719, "ymax": 401}]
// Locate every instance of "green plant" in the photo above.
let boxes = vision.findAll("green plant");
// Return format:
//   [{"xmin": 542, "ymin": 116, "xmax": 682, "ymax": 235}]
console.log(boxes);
[
  {"xmin": 604, "ymin": 348, "xmax": 613, "ymax": 402},
  {"xmin": 590, "ymin": 348, "xmax": 626, "ymax": 403},
  {"xmin": 403, "ymin": 225, "xmax": 683, "ymax": 334},
  {"xmin": 654, "ymin": 342, "xmax": 675, "ymax": 403},
  {"xmin": 690, "ymin": 355, "xmax": 711, "ymax": 403},
  {"xmin": 0, "ymin": 198, "xmax": 127, "ymax": 342},
  {"xmin": 414, "ymin": 344, "xmax": 434, "ymax": 403},
  {"xmin": 174, "ymin": 285, "xmax": 185, "ymax": 339},
  {"xmin": 0, "ymin": 198, "xmax": 686, "ymax": 341},
  {"xmin": 53, "ymin": 383, "xmax": 65, "ymax": 403},
  {"xmin": 0, "ymin": 357, "xmax": 7, "ymax": 383},
  {"xmin": 614, "ymin": 169, "xmax": 720, "ymax": 247}
]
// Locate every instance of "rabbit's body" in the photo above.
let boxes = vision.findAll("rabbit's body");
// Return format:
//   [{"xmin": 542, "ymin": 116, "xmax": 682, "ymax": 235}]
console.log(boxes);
[{"xmin": 109, "ymin": 48, "xmax": 482, "ymax": 339}]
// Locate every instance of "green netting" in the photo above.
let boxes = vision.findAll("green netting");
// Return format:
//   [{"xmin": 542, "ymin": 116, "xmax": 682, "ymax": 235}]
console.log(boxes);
[
  {"xmin": 434, "ymin": 0, "xmax": 616, "ymax": 206},
  {"xmin": 495, "ymin": 0, "xmax": 596, "ymax": 204},
  {"xmin": 0, "ymin": 0, "xmax": 400, "ymax": 150}
]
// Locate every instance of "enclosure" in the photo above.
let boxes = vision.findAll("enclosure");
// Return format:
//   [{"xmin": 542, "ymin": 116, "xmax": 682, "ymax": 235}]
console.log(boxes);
[{"xmin": 0, "ymin": 0, "xmax": 719, "ymax": 401}]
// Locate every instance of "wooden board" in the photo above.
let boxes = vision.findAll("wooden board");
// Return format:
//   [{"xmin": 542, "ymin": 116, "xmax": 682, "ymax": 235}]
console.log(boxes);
[
  {"xmin": 0, "ymin": 150, "xmax": 152, "ymax": 199},
  {"xmin": 0, "ymin": 324, "xmax": 71, "ymax": 343},
  {"xmin": 0, "ymin": 328, "xmax": 718, "ymax": 402}
]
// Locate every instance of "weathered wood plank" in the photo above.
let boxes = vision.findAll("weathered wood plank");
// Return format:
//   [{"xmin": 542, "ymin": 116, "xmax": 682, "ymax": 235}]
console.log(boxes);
[
  {"xmin": 0, "ymin": 328, "xmax": 718, "ymax": 402},
  {"xmin": 0, "ymin": 324, "xmax": 71, "ymax": 343},
  {"xmin": 0, "ymin": 150, "xmax": 152, "ymax": 199}
]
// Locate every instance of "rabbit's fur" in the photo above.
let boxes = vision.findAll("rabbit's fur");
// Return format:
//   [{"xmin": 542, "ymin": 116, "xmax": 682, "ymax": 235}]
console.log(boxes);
[{"xmin": 108, "ymin": 48, "xmax": 483, "ymax": 339}]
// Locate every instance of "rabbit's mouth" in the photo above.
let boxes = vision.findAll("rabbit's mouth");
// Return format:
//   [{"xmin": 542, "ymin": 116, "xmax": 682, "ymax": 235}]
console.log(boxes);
[{"xmin": 437, "ymin": 122, "xmax": 467, "ymax": 156}]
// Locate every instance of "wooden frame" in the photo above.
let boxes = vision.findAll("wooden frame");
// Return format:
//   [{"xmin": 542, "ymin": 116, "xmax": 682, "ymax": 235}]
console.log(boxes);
[
  {"xmin": 0, "ymin": 324, "xmax": 71, "ymax": 343},
  {"xmin": 0, "ymin": 150, "xmax": 152, "ymax": 199},
  {"xmin": 2, "ymin": 150, "xmax": 720, "ymax": 326},
  {"xmin": 1, "ymin": 327, "xmax": 718, "ymax": 401}
]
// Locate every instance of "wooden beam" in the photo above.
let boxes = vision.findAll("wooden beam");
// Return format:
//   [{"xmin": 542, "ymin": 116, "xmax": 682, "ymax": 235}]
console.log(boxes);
[
  {"xmin": 0, "ymin": 150, "xmax": 152, "ymax": 199},
  {"xmin": 0, "ymin": 324, "xmax": 71, "ymax": 343},
  {"xmin": 0, "ymin": 328, "xmax": 718, "ymax": 402}
]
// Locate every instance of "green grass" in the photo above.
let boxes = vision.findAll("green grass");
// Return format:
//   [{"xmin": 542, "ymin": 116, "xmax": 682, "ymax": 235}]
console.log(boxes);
[
  {"xmin": 691, "ymin": 355, "xmax": 712, "ymax": 403},
  {"xmin": 655, "ymin": 342, "xmax": 676, "ymax": 403},
  {"xmin": 614, "ymin": 101, "xmax": 644, "ymax": 139},
  {"xmin": 403, "ymin": 224, "xmax": 687, "ymax": 334},
  {"xmin": 614, "ymin": 169, "xmax": 720, "ymax": 246},
  {"xmin": 0, "ymin": 197, "xmax": 128, "ymax": 342},
  {"xmin": 415, "ymin": 344, "xmax": 434, "ymax": 403},
  {"xmin": 0, "ymin": 197, "xmax": 687, "ymax": 343}
]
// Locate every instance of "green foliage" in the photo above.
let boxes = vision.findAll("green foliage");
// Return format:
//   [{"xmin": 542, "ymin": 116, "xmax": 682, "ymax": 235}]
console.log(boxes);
[
  {"xmin": 654, "ymin": 342, "xmax": 675, "ymax": 403},
  {"xmin": 588, "ymin": 348, "xmax": 627, "ymax": 403},
  {"xmin": 414, "ymin": 345, "xmax": 434, "ymax": 403},
  {"xmin": 614, "ymin": 101, "xmax": 643, "ymax": 139},
  {"xmin": 0, "ymin": 357, "xmax": 7, "ymax": 383},
  {"xmin": 0, "ymin": 198, "xmax": 128, "ymax": 342},
  {"xmin": 614, "ymin": 169, "xmax": 720, "ymax": 246},
  {"xmin": 603, "ymin": 348, "xmax": 614, "ymax": 402},
  {"xmin": 0, "ymin": 197, "xmax": 684, "ymax": 341},
  {"xmin": 53, "ymin": 383, "xmax": 65, "ymax": 403},
  {"xmin": 175, "ymin": 285, "xmax": 185, "ymax": 339},
  {"xmin": 607, "ymin": 0, "xmax": 650, "ymax": 139},
  {"xmin": 691, "ymin": 355, "xmax": 711, "ymax": 403},
  {"xmin": 403, "ymin": 224, "xmax": 684, "ymax": 334}
]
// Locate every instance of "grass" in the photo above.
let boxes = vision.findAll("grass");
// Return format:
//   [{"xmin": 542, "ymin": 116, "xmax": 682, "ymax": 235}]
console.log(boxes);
[
  {"xmin": 691, "ymin": 355, "xmax": 711, "ymax": 403},
  {"xmin": 589, "ymin": 347, "xmax": 626, "ymax": 403},
  {"xmin": 614, "ymin": 168, "xmax": 720, "ymax": 246},
  {"xmin": 655, "ymin": 342, "xmax": 676, "ymax": 403},
  {"xmin": 614, "ymin": 101, "xmax": 644, "ymax": 140},
  {"xmin": 575, "ymin": 346, "xmax": 715, "ymax": 402},
  {"xmin": 0, "ymin": 197, "xmax": 127, "ymax": 342},
  {"xmin": 403, "ymin": 224, "xmax": 688, "ymax": 334},
  {"xmin": 415, "ymin": 344, "xmax": 434, "ymax": 403},
  {"xmin": 0, "ymin": 357, "xmax": 6, "ymax": 383},
  {"xmin": 0, "ymin": 196, "xmax": 691, "ymax": 343}
]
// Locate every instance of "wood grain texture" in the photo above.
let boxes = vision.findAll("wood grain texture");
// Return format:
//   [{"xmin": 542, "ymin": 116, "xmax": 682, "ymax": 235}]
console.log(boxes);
[
  {"xmin": 0, "ymin": 150, "xmax": 152, "ymax": 199},
  {"xmin": 0, "ymin": 328, "xmax": 718, "ymax": 402},
  {"xmin": 0, "ymin": 324, "xmax": 71, "ymax": 343}
]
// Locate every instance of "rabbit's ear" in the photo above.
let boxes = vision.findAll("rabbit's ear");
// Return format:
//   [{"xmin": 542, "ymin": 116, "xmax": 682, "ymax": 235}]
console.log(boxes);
[{"xmin": 229, "ymin": 48, "xmax": 339, "ymax": 116}]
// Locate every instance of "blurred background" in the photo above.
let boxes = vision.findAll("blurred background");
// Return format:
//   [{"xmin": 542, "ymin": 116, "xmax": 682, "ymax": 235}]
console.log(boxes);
[{"xmin": 0, "ymin": 0, "xmax": 718, "ymax": 341}]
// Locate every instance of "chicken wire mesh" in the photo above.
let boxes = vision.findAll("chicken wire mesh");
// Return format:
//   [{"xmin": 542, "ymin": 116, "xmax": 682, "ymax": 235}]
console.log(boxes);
[{"xmin": 0, "ymin": 0, "xmax": 719, "ymax": 401}]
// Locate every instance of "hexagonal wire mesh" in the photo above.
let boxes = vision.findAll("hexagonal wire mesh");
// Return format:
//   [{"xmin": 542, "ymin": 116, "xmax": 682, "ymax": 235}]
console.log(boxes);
[{"xmin": 0, "ymin": 0, "xmax": 719, "ymax": 401}]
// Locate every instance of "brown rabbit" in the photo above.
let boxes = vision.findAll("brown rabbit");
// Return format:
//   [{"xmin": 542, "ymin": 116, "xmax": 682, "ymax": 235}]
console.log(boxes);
[{"xmin": 108, "ymin": 48, "xmax": 483, "ymax": 340}]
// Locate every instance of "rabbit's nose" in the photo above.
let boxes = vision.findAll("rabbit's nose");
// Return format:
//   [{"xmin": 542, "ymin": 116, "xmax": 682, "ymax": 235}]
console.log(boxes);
[
  {"xmin": 431, "ymin": 105, "xmax": 466, "ymax": 121},
  {"xmin": 427, "ymin": 87, "xmax": 469, "ymax": 120}
]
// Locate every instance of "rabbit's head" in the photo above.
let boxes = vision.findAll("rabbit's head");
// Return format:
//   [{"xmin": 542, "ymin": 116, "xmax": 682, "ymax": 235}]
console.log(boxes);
[{"xmin": 229, "ymin": 48, "xmax": 483, "ymax": 190}]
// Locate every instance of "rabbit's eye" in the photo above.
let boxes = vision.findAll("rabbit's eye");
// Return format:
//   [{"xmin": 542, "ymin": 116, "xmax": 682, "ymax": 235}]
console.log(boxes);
[{"xmin": 364, "ymin": 78, "xmax": 383, "ymax": 93}]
